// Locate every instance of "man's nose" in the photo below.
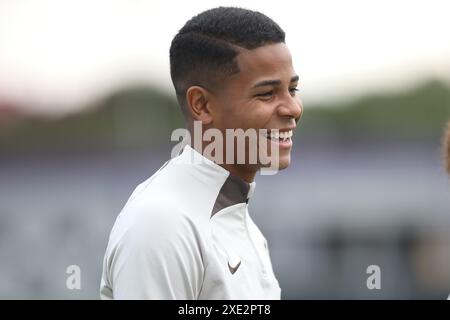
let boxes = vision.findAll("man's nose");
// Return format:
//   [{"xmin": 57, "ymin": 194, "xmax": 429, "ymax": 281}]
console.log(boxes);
[{"xmin": 277, "ymin": 93, "xmax": 303, "ymax": 122}]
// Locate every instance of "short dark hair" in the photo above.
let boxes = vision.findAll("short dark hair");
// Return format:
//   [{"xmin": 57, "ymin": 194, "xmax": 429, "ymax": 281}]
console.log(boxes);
[{"xmin": 169, "ymin": 6, "xmax": 285, "ymax": 109}]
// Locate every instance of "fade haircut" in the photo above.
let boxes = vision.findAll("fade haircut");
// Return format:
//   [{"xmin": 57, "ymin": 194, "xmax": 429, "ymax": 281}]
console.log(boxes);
[{"xmin": 169, "ymin": 6, "xmax": 285, "ymax": 113}]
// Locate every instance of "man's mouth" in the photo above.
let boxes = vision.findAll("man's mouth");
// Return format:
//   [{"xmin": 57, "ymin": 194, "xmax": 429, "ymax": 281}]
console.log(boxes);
[{"xmin": 261, "ymin": 129, "xmax": 293, "ymax": 143}]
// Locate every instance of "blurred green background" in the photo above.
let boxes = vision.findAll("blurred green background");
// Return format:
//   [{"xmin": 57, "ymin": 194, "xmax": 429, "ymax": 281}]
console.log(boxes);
[
  {"xmin": 1, "ymin": 78, "xmax": 449, "ymax": 299},
  {"xmin": 2, "ymin": 79, "xmax": 449, "ymax": 152},
  {"xmin": 1, "ymin": 0, "xmax": 450, "ymax": 300}
]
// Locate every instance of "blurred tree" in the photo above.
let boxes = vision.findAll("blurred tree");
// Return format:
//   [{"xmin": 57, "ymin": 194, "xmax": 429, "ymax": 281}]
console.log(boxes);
[{"xmin": 0, "ymin": 79, "xmax": 449, "ymax": 153}]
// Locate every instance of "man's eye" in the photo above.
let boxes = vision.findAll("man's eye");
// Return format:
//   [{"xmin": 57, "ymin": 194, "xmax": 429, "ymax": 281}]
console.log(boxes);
[
  {"xmin": 256, "ymin": 91, "xmax": 274, "ymax": 98},
  {"xmin": 289, "ymin": 87, "xmax": 299, "ymax": 95}
]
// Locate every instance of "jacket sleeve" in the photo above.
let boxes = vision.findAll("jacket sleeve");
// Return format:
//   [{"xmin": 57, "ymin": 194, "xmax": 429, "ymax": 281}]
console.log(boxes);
[{"xmin": 106, "ymin": 200, "xmax": 205, "ymax": 300}]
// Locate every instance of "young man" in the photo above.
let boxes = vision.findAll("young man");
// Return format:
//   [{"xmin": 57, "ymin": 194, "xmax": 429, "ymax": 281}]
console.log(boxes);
[{"xmin": 100, "ymin": 6, "xmax": 302, "ymax": 299}]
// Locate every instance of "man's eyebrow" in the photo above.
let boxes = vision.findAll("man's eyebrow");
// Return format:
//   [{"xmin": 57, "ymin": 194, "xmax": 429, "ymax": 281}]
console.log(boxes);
[{"xmin": 252, "ymin": 75, "xmax": 299, "ymax": 88}]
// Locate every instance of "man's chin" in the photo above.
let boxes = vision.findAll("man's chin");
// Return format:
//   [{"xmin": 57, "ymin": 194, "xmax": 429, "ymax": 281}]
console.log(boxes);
[
  {"xmin": 258, "ymin": 154, "xmax": 291, "ymax": 171},
  {"xmin": 277, "ymin": 156, "xmax": 291, "ymax": 170}
]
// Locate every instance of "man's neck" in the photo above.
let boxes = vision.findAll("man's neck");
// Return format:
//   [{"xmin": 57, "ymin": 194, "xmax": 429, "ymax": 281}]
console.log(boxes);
[
  {"xmin": 219, "ymin": 163, "xmax": 256, "ymax": 183},
  {"xmin": 190, "ymin": 143, "xmax": 256, "ymax": 183}
]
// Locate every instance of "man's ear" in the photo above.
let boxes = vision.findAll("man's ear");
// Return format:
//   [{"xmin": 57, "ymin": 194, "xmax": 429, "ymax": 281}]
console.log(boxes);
[{"xmin": 186, "ymin": 86, "xmax": 213, "ymax": 125}]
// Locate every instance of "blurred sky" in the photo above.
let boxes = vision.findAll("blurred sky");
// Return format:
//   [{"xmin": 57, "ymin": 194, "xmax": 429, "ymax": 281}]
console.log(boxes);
[{"xmin": 0, "ymin": 0, "xmax": 450, "ymax": 116}]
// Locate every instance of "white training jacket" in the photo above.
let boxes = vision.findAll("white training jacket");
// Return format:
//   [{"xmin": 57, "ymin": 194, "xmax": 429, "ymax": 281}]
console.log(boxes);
[{"xmin": 100, "ymin": 144, "xmax": 281, "ymax": 299}]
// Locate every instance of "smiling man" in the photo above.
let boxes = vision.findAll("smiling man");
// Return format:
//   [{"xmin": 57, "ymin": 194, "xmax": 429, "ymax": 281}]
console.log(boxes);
[{"xmin": 100, "ymin": 6, "xmax": 302, "ymax": 300}]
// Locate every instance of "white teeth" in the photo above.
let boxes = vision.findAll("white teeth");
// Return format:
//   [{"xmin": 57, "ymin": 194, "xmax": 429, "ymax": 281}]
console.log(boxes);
[{"xmin": 264, "ymin": 129, "xmax": 294, "ymax": 141}]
